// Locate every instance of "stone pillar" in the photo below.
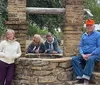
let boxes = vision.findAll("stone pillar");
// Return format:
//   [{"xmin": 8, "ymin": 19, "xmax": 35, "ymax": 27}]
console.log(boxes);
[
  {"xmin": 63, "ymin": 0, "xmax": 84, "ymax": 57},
  {"xmin": 6, "ymin": 0, "xmax": 27, "ymax": 56}
]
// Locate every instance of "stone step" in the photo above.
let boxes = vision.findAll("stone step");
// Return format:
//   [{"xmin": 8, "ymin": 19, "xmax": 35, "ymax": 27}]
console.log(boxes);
[
  {"xmin": 66, "ymin": 80, "xmax": 98, "ymax": 85},
  {"xmin": 65, "ymin": 72, "xmax": 100, "ymax": 85},
  {"xmin": 91, "ymin": 72, "xmax": 100, "ymax": 85},
  {"xmin": 74, "ymin": 84, "xmax": 99, "ymax": 85}
]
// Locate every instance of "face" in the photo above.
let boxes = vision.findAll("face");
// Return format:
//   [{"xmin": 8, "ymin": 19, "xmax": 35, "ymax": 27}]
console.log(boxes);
[
  {"xmin": 47, "ymin": 36, "xmax": 53, "ymax": 42},
  {"xmin": 33, "ymin": 36, "xmax": 40, "ymax": 43},
  {"xmin": 7, "ymin": 32, "xmax": 15, "ymax": 40},
  {"xmin": 86, "ymin": 24, "xmax": 95, "ymax": 33}
]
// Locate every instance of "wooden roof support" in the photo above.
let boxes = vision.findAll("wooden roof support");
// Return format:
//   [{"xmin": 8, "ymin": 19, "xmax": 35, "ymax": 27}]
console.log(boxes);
[{"xmin": 26, "ymin": 7, "xmax": 65, "ymax": 14}]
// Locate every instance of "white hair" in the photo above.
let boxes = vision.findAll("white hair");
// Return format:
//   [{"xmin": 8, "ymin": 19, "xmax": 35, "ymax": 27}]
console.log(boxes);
[
  {"xmin": 5, "ymin": 29, "xmax": 15, "ymax": 40},
  {"xmin": 6, "ymin": 29, "xmax": 15, "ymax": 35}
]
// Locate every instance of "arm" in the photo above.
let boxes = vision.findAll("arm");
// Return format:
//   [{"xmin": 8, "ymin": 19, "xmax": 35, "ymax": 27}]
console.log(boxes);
[
  {"xmin": 54, "ymin": 39, "xmax": 62, "ymax": 54},
  {"xmin": 39, "ymin": 43, "xmax": 45, "ymax": 53},
  {"xmin": 14, "ymin": 43, "xmax": 22, "ymax": 58},
  {"xmin": 45, "ymin": 42, "xmax": 53, "ymax": 53},
  {"xmin": 27, "ymin": 43, "xmax": 35, "ymax": 53},
  {"xmin": 79, "ymin": 37, "xmax": 84, "ymax": 55},
  {"xmin": 0, "ymin": 41, "xmax": 5, "ymax": 57},
  {"xmin": 79, "ymin": 36, "xmax": 89, "ymax": 60},
  {"xmin": 91, "ymin": 36, "xmax": 100, "ymax": 55}
]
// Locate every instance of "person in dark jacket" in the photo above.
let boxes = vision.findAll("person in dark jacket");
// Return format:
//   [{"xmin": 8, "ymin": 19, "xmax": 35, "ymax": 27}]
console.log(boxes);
[
  {"xmin": 27, "ymin": 34, "xmax": 45, "ymax": 53},
  {"xmin": 45, "ymin": 33, "xmax": 62, "ymax": 54}
]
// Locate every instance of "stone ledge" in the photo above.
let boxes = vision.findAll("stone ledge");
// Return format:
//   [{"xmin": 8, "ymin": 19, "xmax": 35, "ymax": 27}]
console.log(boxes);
[
  {"xmin": 17, "ymin": 56, "xmax": 72, "ymax": 63},
  {"xmin": 25, "ymin": 53, "xmax": 63, "ymax": 57}
]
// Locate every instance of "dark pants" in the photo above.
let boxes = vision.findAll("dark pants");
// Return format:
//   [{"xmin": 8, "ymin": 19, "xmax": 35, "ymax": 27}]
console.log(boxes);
[{"xmin": 0, "ymin": 60, "xmax": 15, "ymax": 85}]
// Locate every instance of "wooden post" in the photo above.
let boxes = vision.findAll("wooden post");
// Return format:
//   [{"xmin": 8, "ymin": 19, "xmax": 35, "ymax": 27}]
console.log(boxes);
[{"xmin": 26, "ymin": 7, "xmax": 65, "ymax": 14}]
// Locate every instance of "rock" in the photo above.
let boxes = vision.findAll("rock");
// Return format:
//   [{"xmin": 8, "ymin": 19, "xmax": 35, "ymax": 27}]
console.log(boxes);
[
  {"xmin": 91, "ymin": 72, "xmax": 100, "ymax": 85},
  {"xmin": 34, "ymin": 71, "xmax": 52, "ymax": 76},
  {"xmin": 38, "ymin": 76, "xmax": 57, "ymax": 83}
]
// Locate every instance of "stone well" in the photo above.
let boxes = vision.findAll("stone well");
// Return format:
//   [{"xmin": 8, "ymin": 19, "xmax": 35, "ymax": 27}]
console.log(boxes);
[{"xmin": 12, "ymin": 54, "xmax": 72, "ymax": 85}]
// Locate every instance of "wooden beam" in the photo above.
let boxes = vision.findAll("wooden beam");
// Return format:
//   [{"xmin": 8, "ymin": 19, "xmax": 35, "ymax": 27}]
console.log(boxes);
[{"xmin": 26, "ymin": 7, "xmax": 65, "ymax": 14}]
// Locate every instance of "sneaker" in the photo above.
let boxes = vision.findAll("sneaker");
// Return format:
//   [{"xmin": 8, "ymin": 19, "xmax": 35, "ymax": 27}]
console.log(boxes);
[
  {"xmin": 73, "ymin": 79, "xmax": 84, "ymax": 84},
  {"xmin": 77, "ymin": 79, "xmax": 84, "ymax": 83}
]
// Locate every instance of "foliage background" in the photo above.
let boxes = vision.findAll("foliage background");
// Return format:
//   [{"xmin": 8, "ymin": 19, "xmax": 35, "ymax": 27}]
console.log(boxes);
[
  {"xmin": 0, "ymin": 0, "xmax": 7, "ymax": 36},
  {"xmin": 27, "ymin": 0, "xmax": 64, "ymax": 36},
  {"xmin": 0, "ymin": 0, "xmax": 100, "ymax": 36},
  {"xmin": 84, "ymin": 0, "xmax": 100, "ymax": 24}
]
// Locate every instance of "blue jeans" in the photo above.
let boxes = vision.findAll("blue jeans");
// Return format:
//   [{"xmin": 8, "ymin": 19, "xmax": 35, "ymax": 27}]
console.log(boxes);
[{"xmin": 72, "ymin": 55, "xmax": 100, "ymax": 80}]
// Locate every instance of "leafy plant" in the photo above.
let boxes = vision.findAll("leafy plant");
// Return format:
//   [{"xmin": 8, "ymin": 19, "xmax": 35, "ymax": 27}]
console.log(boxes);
[
  {"xmin": 0, "ymin": 0, "xmax": 8, "ymax": 36},
  {"xmin": 27, "ymin": 21, "xmax": 48, "ymax": 37},
  {"xmin": 0, "ymin": 16, "xmax": 5, "ymax": 36},
  {"xmin": 27, "ymin": 0, "xmax": 64, "ymax": 34},
  {"xmin": 84, "ymin": 0, "xmax": 100, "ymax": 24}
]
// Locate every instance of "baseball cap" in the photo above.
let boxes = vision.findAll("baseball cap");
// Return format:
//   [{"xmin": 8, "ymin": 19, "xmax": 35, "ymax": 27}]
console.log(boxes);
[{"xmin": 86, "ymin": 19, "xmax": 95, "ymax": 26}]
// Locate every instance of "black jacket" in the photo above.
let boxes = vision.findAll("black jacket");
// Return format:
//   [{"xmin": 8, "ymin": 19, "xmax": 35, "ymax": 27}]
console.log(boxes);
[{"xmin": 27, "ymin": 43, "xmax": 45, "ymax": 53}]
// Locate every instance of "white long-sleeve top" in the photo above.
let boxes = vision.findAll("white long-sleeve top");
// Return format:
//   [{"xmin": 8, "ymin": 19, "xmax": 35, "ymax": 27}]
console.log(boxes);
[{"xmin": 0, "ymin": 40, "xmax": 21, "ymax": 64}]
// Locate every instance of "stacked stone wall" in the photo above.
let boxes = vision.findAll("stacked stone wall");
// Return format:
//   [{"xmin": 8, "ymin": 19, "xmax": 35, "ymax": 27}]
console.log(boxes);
[{"xmin": 12, "ymin": 57, "xmax": 72, "ymax": 85}]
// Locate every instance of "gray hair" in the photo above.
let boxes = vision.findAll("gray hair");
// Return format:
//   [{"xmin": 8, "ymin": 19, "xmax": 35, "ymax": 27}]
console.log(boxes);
[
  {"xmin": 5, "ymin": 29, "xmax": 15, "ymax": 40},
  {"xmin": 6, "ymin": 29, "xmax": 15, "ymax": 34}
]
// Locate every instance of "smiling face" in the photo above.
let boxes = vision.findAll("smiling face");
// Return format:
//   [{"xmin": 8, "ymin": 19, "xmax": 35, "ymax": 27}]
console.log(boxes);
[
  {"xmin": 47, "ymin": 36, "xmax": 53, "ymax": 42},
  {"xmin": 86, "ymin": 24, "xmax": 95, "ymax": 33},
  {"xmin": 85, "ymin": 19, "xmax": 95, "ymax": 34},
  {"xmin": 32, "ymin": 34, "xmax": 41, "ymax": 45},
  {"xmin": 33, "ymin": 36, "xmax": 40, "ymax": 43},
  {"xmin": 6, "ymin": 29, "xmax": 15, "ymax": 40}
]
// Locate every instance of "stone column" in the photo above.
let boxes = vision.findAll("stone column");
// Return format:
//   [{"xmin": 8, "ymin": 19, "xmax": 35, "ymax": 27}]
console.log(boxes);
[
  {"xmin": 6, "ymin": 0, "xmax": 27, "ymax": 56},
  {"xmin": 63, "ymin": 0, "xmax": 84, "ymax": 57}
]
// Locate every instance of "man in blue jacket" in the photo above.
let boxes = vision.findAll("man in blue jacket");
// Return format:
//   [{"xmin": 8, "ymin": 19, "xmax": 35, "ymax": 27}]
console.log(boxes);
[
  {"xmin": 45, "ymin": 32, "xmax": 62, "ymax": 54},
  {"xmin": 72, "ymin": 19, "xmax": 100, "ymax": 85}
]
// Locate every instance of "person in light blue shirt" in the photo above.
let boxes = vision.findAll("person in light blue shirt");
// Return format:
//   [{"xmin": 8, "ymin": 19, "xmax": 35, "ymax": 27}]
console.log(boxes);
[{"xmin": 72, "ymin": 19, "xmax": 100, "ymax": 85}]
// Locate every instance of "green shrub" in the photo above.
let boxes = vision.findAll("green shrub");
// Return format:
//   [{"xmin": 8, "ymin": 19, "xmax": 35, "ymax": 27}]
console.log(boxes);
[
  {"xmin": 27, "ymin": 22, "xmax": 48, "ymax": 36},
  {"xmin": 0, "ymin": 15, "xmax": 5, "ymax": 36}
]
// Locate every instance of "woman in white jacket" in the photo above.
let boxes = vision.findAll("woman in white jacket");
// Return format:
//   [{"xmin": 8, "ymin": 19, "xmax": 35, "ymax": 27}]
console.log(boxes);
[{"xmin": 0, "ymin": 29, "xmax": 21, "ymax": 85}]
